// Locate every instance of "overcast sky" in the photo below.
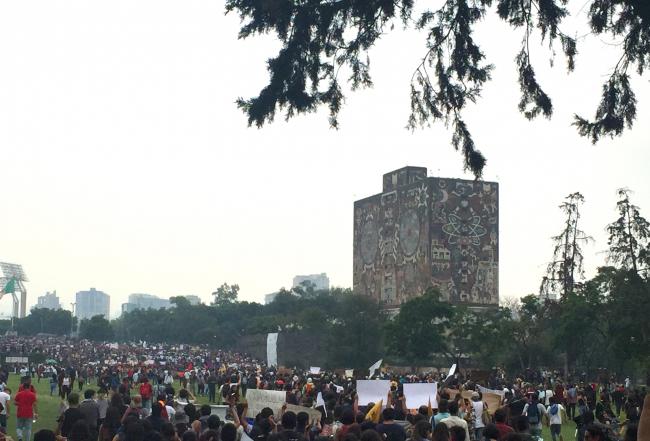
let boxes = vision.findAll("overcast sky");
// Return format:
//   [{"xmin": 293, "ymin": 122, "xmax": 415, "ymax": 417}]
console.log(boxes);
[{"xmin": 1, "ymin": 1, "xmax": 648, "ymax": 317}]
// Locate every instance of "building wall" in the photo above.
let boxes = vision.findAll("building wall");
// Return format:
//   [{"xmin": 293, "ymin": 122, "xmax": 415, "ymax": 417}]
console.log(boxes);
[
  {"xmin": 75, "ymin": 288, "xmax": 110, "ymax": 319},
  {"xmin": 35, "ymin": 292, "xmax": 61, "ymax": 310},
  {"xmin": 353, "ymin": 167, "xmax": 498, "ymax": 308},
  {"xmin": 292, "ymin": 273, "xmax": 330, "ymax": 291}
]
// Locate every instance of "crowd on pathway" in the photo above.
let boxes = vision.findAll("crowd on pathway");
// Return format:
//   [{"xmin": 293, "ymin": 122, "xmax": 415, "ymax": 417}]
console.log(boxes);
[{"xmin": 0, "ymin": 336, "xmax": 647, "ymax": 441}]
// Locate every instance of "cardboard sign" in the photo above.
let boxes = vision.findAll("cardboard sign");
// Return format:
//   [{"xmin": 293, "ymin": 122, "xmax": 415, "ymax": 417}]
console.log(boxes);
[
  {"xmin": 246, "ymin": 389, "xmax": 286, "ymax": 417},
  {"xmin": 286, "ymin": 404, "xmax": 322, "ymax": 423},
  {"xmin": 483, "ymin": 392, "xmax": 502, "ymax": 415},
  {"xmin": 356, "ymin": 380, "xmax": 390, "ymax": 406},
  {"xmin": 403, "ymin": 382, "xmax": 438, "ymax": 409}
]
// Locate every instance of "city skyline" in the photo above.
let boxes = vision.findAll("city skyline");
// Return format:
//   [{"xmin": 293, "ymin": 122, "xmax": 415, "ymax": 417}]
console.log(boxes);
[{"xmin": 0, "ymin": 0, "xmax": 648, "ymax": 316}]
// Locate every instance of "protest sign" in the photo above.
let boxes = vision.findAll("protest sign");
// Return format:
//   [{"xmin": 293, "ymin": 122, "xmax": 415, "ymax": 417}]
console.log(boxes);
[
  {"xmin": 310, "ymin": 367, "xmax": 321, "ymax": 375},
  {"xmin": 345, "ymin": 369, "xmax": 354, "ymax": 378},
  {"xmin": 478, "ymin": 385, "xmax": 506, "ymax": 397},
  {"xmin": 356, "ymin": 380, "xmax": 390, "ymax": 406},
  {"xmin": 445, "ymin": 363, "xmax": 457, "ymax": 381},
  {"xmin": 246, "ymin": 389, "xmax": 286, "ymax": 417},
  {"xmin": 267, "ymin": 333, "xmax": 278, "ymax": 367},
  {"xmin": 368, "ymin": 359, "xmax": 382, "ymax": 377},
  {"xmin": 403, "ymin": 382, "xmax": 438, "ymax": 409},
  {"xmin": 286, "ymin": 404, "xmax": 322, "ymax": 423},
  {"xmin": 482, "ymin": 392, "xmax": 502, "ymax": 415}
]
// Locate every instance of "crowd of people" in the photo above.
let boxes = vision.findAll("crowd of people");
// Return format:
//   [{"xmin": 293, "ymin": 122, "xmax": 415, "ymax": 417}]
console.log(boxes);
[{"xmin": 0, "ymin": 336, "xmax": 647, "ymax": 441}]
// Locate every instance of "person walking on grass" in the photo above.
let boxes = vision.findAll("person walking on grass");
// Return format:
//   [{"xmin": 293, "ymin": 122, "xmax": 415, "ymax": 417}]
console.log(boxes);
[{"xmin": 14, "ymin": 382, "xmax": 38, "ymax": 441}]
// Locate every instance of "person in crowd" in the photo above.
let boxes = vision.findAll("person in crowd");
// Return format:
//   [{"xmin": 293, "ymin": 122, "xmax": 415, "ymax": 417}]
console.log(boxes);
[
  {"xmin": 98, "ymin": 406, "xmax": 122, "ymax": 441},
  {"xmin": 0, "ymin": 387, "xmax": 10, "ymax": 431},
  {"xmin": 521, "ymin": 395, "xmax": 545, "ymax": 439},
  {"xmin": 546, "ymin": 396, "xmax": 565, "ymax": 441},
  {"xmin": 79, "ymin": 389, "xmax": 100, "ymax": 438},
  {"xmin": 14, "ymin": 382, "xmax": 38, "ymax": 441},
  {"xmin": 440, "ymin": 401, "xmax": 470, "ymax": 441},
  {"xmin": 493, "ymin": 409, "xmax": 513, "ymax": 441}
]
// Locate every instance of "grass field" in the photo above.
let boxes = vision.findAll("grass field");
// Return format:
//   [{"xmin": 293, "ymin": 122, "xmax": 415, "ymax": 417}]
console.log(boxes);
[{"xmin": 3, "ymin": 373, "xmax": 583, "ymax": 441}]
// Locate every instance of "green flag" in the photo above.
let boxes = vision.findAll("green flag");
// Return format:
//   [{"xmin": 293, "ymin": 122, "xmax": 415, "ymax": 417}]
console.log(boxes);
[{"xmin": 1, "ymin": 277, "xmax": 16, "ymax": 293}]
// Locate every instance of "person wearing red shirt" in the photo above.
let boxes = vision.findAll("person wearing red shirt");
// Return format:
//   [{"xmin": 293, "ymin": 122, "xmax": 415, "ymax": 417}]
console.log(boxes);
[
  {"xmin": 139, "ymin": 378, "xmax": 153, "ymax": 415},
  {"xmin": 14, "ymin": 383, "xmax": 38, "ymax": 441},
  {"xmin": 493, "ymin": 408, "xmax": 513, "ymax": 440}
]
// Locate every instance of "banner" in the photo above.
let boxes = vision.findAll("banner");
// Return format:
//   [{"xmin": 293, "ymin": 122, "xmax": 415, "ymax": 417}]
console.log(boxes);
[
  {"xmin": 403, "ymin": 382, "xmax": 438, "ymax": 409},
  {"xmin": 368, "ymin": 359, "xmax": 382, "ymax": 377},
  {"xmin": 246, "ymin": 389, "xmax": 286, "ymax": 417},
  {"xmin": 356, "ymin": 379, "xmax": 390, "ymax": 406},
  {"xmin": 445, "ymin": 363, "xmax": 457, "ymax": 380},
  {"xmin": 478, "ymin": 385, "xmax": 506, "ymax": 397},
  {"xmin": 482, "ymin": 392, "xmax": 503, "ymax": 415},
  {"xmin": 266, "ymin": 333, "xmax": 278, "ymax": 367},
  {"xmin": 286, "ymin": 404, "xmax": 322, "ymax": 423}
]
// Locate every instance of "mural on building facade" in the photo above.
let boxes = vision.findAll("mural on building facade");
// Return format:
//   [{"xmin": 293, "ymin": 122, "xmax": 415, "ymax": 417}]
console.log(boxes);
[{"xmin": 353, "ymin": 167, "xmax": 498, "ymax": 308}]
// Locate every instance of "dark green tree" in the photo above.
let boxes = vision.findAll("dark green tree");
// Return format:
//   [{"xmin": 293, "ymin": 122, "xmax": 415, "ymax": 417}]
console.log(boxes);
[
  {"xmin": 225, "ymin": 0, "xmax": 648, "ymax": 176},
  {"xmin": 79, "ymin": 315, "xmax": 114, "ymax": 341},
  {"xmin": 385, "ymin": 288, "xmax": 454, "ymax": 367},
  {"xmin": 16, "ymin": 308, "xmax": 77, "ymax": 336},
  {"xmin": 607, "ymin": 188, "xmax": 650, "ymax": 277},
  {"xmin": 541, "ymin": 192, "xmax": 592, "ymax": 298},
  {"xmin": 211, "ymin": 283, "xmax": 240, "ymax": 306}
]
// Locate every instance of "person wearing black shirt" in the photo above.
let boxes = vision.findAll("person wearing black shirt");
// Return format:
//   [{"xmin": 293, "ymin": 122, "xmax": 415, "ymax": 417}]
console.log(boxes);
[
  {"xmin": 375, "ymin": 408, "xmax": 406, "ymax": 441},
  {"xmin": 58, "ymin": 393, "xmax": 85, "ymax": 438}
]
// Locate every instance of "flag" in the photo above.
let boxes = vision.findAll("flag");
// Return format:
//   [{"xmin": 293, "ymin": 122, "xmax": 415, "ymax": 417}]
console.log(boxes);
[
  {"xmin": 365, "ymin": 399, "xmax": 383, "ymax": 423},
  {"xmin": 316, "ymin": 392, "xmax": 327, "ymax": 417},
  {"xmin": 1, "ymin": 278, "xmax": 16, "ymax": 294},
  {"xmin": 368, "ymin": 359, "xmax": 382, "ymax": 377}
]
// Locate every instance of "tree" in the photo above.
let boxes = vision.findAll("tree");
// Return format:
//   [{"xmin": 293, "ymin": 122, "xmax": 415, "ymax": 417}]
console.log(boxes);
[
  {"xmin": 385, "ymin": 288, "xmax": 454, "ymax": 366},
  {"xmin": 541, "ymin": 192, "xmax": 592, "ymax": 298},
  {"xmin": 225, "ymin": 0, "xmax": 649, "ymax": 177},
  {"xmin": 79, "ymin": 315, "xmax": 114, "ymax": 341},
  {"xmin": 16, "ymin": 308, "xmax": 77, "ymax": 336},
  {"xmin": 211, "ymin": 283, "xmax": 240, "ymax": 306},
  {"xmin": 607, "ymin": 188, "xmax": 650, "ymax": 277}
]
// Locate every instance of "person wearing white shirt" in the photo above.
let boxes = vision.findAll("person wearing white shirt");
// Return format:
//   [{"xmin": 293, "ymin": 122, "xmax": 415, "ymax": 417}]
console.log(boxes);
[
  {"xmin": 441, "ymin": 400, "xmax": 471, "ymax": 441},
  {"xmin": 0, "ymin": 387, "xmax": 10, "ymax": 430},
  {"xmin": 547, "ymin": 397, "xmax": 566, "ymax": 441}
]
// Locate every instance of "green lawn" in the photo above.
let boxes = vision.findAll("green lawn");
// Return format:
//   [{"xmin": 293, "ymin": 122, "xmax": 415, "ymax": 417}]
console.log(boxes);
[{"xmin": 3, "ymin": 373, "xmax": 593, "ymax": 441}]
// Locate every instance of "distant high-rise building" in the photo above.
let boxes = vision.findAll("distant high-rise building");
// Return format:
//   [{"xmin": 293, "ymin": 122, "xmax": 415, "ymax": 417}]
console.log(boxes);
[
  {"xmin": 34, "ymin": 291, "xmax": 61, "ymax": 310},
  {"xmin": 292, "ymin": 273, "xmax": 330, "ymax": 291},
  {"xmin": 75, "ymin": 288, "xmax": 110, "ymax": 320},
  {"xmin": 184, "ymin": 295, "xmax": 201, "ymax": 305},
  {"xmin": 121, "ymin": 294, "xmax": 202, "ymax": 314}
]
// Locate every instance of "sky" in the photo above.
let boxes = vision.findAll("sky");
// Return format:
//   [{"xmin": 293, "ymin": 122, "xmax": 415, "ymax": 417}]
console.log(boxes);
[{"xmin": 0, "ymin": 1, "xmax": 648, "ymax": 317}]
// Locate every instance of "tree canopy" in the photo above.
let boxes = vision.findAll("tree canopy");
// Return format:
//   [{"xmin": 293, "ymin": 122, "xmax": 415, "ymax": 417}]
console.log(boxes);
[{"xmin": 226, "ymin": 0, "xmax": 649, "ymax": 177}]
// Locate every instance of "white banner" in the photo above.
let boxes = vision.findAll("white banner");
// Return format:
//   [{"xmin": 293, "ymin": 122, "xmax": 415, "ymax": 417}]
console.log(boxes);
[
  {"xmin": 478, "ymin": 385, "xmax": 506, "ymax": 397},
  {"xmin": 356, "ymin": 379, "xmax": 390, "ymax": 406},
  {"xmin": 246, "ymin": 389, "xmax": 286, "ymax": 417},
  {"xmin": 445, "ymin": 363, "xmax": 457, "ymax": 380},
  {"xmin": 403, "ymin": 382, "xmax": 438, "ymax": 409},
  {"xmin": 266, "ymin": 333, "xmax": 278, "ymax": 367},
  {"xmin": 368, "ymin": 359, "xmax": 382, "ymax": 377}
]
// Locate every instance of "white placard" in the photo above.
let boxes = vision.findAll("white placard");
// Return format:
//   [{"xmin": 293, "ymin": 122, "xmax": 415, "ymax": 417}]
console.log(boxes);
[
  {"xmin": 445, "ymin": 363, "xmax": 457, "ymax": 380},
  {"xmin": 478, "ymin": 385, "xmax": 506, "ymax": 397},
  {"xmin": 267, "ymin": 333, "xmax": 278, "ymax": 367},
  {"xmin": 345, "ymin": 369, "xmax": 354, "ymax": 378},
  {"xmin": 246, "ymin": 389, "xmax": 286, "ymax": 417},
  {"xmin": 368, "ymin": 359, "xmax": 382, "ymax": 377},
  {"xmin": 309, "ymin": 367, "xmax": 321, "ymax": 375},
  {"xmin": 356, "ymin": 379, "xmax": 390, "ymax": 406},
  {"xmin": 403, "ymin": 382, "xmax": 438, "ymax": 409}
]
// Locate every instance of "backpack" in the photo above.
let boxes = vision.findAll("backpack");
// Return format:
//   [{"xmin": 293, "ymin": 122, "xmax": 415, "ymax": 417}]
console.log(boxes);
[
  {"xmin": 550, "ymin": 404, "xmax": 558, "ymax": 416},
  {"xmin": 528, "ymin": 403, "xmax": 540, "ymax": 425}
]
